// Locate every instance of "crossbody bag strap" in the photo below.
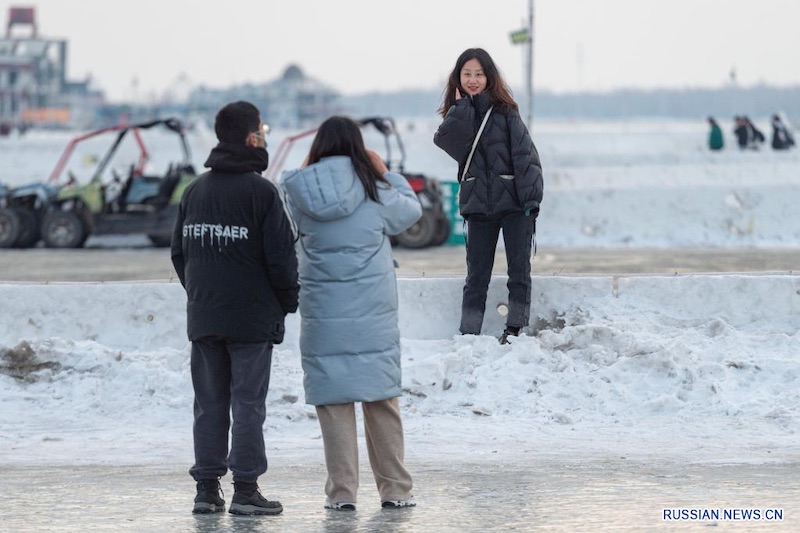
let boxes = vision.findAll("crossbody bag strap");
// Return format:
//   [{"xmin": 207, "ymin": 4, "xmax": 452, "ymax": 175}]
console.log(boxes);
[{"xmin": 460, "ymin": 106, "xmax": 493, "ymax": 182}]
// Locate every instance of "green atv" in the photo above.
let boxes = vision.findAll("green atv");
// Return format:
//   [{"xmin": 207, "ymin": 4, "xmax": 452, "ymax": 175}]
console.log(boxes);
[{"xmin": 38, "ymin": 118, "xmax": 197, "ymax": 248}]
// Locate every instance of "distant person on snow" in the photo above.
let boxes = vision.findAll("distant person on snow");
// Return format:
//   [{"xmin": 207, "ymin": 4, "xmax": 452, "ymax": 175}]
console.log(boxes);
[
  {"xmin": 707, "ymin": 116, "xmax": 724, "ymax": 151},
  {"xmin": 171, "ymin": 101, "xmax": 299, "ymax": 516},
  {"xmin": 746, "ymin": 117, "xmax": 766, "ymax": 149},
  {"xmin": 280, "ymin": 116, "xmax": 421, "ymax": 512},
  {"xmin": 733, "ymin": 115, "xmax": 765, "ymax": 150},
  {"xmin": 433, "ymin": 47, "xmax": 543, "ymax": 344},
  {"xmin": 770, "ymin": 113, "xmax": 796, "ymax": 150},
  {"xmin": 733, "ymin": 115, "xmax": 749, "ymax": 149}
]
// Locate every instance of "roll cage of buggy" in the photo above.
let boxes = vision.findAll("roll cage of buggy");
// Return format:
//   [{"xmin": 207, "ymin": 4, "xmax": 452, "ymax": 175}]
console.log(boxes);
[{"xmin": 265, "ymin": 116, "xmax": 450, "ymax": 248}]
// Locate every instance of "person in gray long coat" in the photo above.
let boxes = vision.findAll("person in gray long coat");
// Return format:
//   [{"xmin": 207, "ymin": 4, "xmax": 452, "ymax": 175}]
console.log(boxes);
[{"xmin": 280, "ymin": 116, "xmax": 421, "ymax": 512}]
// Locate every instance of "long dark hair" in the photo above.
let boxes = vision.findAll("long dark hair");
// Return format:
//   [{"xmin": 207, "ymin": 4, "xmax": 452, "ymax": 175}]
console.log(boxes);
[
  {"xmin": 306, "ymin": 116, "xmax": 388, "ymax": 202},
  {"xmin": 438, "ymin": 48, "xmax": 518, "ymax": 117}
]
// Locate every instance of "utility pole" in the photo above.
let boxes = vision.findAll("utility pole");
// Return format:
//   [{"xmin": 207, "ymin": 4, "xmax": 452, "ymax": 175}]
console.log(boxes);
[
  {"xmin": 526, "ymin": 0, "xmax": 535, "ymax": 131},
  {"xmin": 510, "ymin": 1, "xmax": 535, "ymax": 130}
]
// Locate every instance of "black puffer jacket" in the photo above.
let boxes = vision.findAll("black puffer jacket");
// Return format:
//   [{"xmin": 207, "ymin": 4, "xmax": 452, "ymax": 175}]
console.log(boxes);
[
  {"xmin": 434, "ymin": 92, "xmax": 543, "ymax": 218},
  {"xmin": 171, "ymin": 143, "xmax": 299, "ymax": 344}
]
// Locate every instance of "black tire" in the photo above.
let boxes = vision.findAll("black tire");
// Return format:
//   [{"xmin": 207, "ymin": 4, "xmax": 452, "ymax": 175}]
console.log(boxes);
[
  {"xmin": 395, "ymin": 210, "xmax": 437, "ymax": 249},
  {"xmin": 148, "ymin": 234, "xmax": 172, "ymax": 247},
  {"xmin": 42, "ymin": 210, "xmax": 88, "ymax": 248},
  {"xmin": 0, "ymin": 206, "xmax": 21, "ymax": 248},
  {"xmin": 431, "ymin": 211, "xmax": 451, "ymax": 246},
  {"xmin": 13, "ymin": 207, "xmax": 41, "ymax": 248}
]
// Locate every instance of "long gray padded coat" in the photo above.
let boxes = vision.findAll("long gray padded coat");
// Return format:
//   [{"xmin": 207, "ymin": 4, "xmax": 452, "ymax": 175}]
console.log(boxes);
[{"xmin": 280, "ymin": 156, "xmax": 422, "ymax": 406}]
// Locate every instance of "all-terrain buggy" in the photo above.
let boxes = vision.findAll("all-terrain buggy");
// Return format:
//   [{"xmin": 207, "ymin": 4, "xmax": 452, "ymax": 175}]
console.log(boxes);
[
  {"xmin": 0, "ymin": 118, "xmax": 197, "ymax": 248},
  {"xmin": 266, "ymin": 116, "xmax": 450, "ymax": 248}
]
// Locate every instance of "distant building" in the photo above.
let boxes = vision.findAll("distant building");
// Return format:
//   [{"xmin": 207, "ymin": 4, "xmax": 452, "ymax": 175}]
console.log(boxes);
[
  {"xmin": 0, "ymin": 6, "xmax": 102, "ymax": 131},
  {"xmin": 187, "ymin": 64, "xmax": 341, "ymax": 129}
]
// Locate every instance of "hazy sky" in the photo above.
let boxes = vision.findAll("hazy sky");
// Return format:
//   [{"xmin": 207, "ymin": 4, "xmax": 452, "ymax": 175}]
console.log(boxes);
[{"xmin": 3, "ymin": 0, "xmax": 799, "ymax": 102}]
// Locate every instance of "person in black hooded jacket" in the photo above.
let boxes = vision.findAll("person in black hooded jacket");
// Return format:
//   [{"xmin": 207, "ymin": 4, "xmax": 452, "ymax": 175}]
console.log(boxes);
[
  {"xmin": 434, "ymin": 47, "xmax": 543, "ymax": 344},
  {"xmin": 171, "ymin": 101, "xmax": 299, "ymax": 516},
  {"xmin": 771, "ymin": 113, "xmax": 796, "ymax": 150}
]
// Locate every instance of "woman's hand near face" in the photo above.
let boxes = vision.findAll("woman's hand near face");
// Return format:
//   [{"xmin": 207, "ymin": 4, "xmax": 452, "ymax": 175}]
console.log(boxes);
[
  {"xmin": 455, "ymin": 87, "xmax": 463, "ymax": 100},
  {"xmin": 367, "ymin": 150, "xmax": 389, "ymax": 174}
]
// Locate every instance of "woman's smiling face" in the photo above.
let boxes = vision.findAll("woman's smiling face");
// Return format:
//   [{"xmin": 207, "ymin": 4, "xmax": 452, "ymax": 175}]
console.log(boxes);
[{"xmin": 460, "ymin": 58, "xmax": 487, "ymax": 96}]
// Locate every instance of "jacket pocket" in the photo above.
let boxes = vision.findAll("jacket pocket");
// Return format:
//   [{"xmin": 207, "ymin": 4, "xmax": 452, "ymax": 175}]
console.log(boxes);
[{"xmin": 458, "ymin": 176, "xmax": 476, "ymax": 211}]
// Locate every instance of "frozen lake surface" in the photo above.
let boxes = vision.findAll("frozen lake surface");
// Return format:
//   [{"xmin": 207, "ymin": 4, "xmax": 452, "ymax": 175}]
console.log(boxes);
[{"xmin": 4, "ymin": 460, "xmax": 798, "ymax": 532}]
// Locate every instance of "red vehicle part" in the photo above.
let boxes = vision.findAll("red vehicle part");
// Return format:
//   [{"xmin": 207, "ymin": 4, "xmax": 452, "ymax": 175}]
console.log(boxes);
[
  {"xmin": 48, "ymin": 124, "xmax": 149, "ymax": 184},
  {"xmin": 405, "ymin": 176, "xmax": 426, "ymax": 194},
  {"xmin": 264, "ymin": 127, "xmax": 318, "ymax": 183}
]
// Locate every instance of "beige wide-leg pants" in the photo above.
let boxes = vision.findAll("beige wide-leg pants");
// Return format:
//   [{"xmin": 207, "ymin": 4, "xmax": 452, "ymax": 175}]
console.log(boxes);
[{"xmin": 315, "ymin": 397, "xmax": 413, "ymax": 504}]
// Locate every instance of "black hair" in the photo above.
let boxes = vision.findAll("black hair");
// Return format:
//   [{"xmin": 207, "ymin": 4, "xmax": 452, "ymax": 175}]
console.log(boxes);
[
  {"xmin": 306, "ymin": 116, "xmax": 388, "ymax": 202},
  {"xmin": 214, "ymin": 101, "xmax": 260, "ymax": 144}
]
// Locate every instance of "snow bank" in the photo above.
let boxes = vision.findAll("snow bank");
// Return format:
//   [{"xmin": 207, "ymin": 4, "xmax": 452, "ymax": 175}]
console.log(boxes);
[
  {"xmin": 5, "ymin": 275, "xmax": 797, "ymax": 349},
  {"xmin": 1, "ymin": 276, "xmax": 798, "ymax": 466}
]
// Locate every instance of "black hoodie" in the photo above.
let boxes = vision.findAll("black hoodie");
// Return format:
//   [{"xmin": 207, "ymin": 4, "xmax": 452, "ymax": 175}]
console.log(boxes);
[{"xmin": 171, "ymin": 143, "xmax": 299, "ymax": 344}]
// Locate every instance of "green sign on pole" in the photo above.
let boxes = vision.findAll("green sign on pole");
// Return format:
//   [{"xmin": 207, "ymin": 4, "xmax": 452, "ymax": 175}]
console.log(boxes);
[{"xmin": 509, "ymin": 27, "xmax": 530, "ymax": 45}]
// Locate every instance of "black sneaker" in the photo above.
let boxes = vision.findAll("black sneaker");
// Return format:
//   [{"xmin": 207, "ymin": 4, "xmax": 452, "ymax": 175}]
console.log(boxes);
[
  {"xmin": 228, "ymin": 482, "xmax": 283, "ymax": 516},
  {"xmin": 499, "ymin": 326, "xmax": 520, "ymax": 345},
  {"xmin": 192, "ymin": 479, "xmax": 225, "ymax": 514}
]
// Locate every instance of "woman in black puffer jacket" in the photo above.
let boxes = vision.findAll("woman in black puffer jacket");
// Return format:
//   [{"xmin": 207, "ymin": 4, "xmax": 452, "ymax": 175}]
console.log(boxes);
[{"xmin": 434, "ymin": 47, "xmax": 543, "ymax": 344}]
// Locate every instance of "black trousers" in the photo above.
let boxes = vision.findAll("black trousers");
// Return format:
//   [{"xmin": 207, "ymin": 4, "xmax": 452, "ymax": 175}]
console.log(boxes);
[
  {"xmin": 461, "ymin": 211, "xmax": 536, "ymax": 335},
  {"xmin": 189, "ymin": 336, "xmax": 274, "ymax": 483}
]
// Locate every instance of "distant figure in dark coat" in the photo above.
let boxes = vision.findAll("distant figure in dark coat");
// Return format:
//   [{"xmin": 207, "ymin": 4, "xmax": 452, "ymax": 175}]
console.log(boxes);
[
  {"xmin": 746, "ymin": 117, "xmax": 765, "ymax": 149},
  {"xmin": 733, "ymin": 115, "xmax": 765, "ymax": 150},
  {"xmin": 733, "ymin": 116, "xmax": 749, "ymax": 149},
  {"xmin": 771, "ymin": 114, "xmax": 796, "ymax": 150},
  {"xmin": 707, "ymin": 116, "xmax": 724, "ymax": 151}
]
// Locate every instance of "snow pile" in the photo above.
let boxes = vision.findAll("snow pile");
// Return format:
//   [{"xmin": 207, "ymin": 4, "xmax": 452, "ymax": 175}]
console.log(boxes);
[{"xmin": 1, "ymin": 276, "xmax": 798, "ymax": 466}]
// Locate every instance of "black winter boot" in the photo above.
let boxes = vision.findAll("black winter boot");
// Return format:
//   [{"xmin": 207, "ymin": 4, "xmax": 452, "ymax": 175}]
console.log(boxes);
[
  {"xmin": 499, "ymin": 326, "xmax": 520, "ymax": 345},
  {"xmin": 229, "ymin": 481, "xmax": 283, "ymax": 515},
  {"xmin": 192, "ymin": 479, "xmax": 225, "ymax": 514}
]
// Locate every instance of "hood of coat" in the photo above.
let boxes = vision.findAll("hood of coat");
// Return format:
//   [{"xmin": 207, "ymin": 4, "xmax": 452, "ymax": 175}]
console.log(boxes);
[
  {"xmin": 280, "ymin": 156, "xmax": 366, "ymax": 222},
  {"xmin": 204, "ymin": 142, "xmax": 269, "ymax": 174}
]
